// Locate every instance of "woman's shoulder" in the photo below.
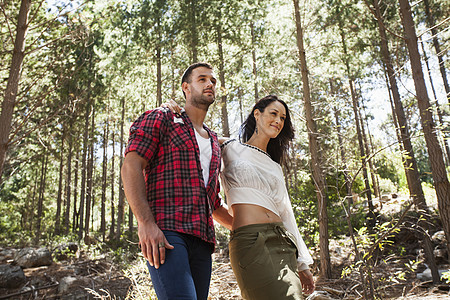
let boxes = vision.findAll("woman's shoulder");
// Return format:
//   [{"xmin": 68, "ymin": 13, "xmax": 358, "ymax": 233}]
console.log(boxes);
[{"xmin": 220, "ymin": 138, "xmax": 237, "ymax": 148}]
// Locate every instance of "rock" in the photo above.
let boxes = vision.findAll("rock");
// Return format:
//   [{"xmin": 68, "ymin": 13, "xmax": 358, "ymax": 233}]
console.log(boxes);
[
  {"xmin": 431, "ymin": 231, "xmax": 447, "ymax": 244},
  {"xmin": 306, "ymin": 291, "xmax": 336, "ymax": 300},
  {"xmin": 434, "ymin": 248, "xmax": 448, "ymax": 264},
  {"xmin": 0, "ymin": 248, "xmax": 16, "ymax": 264},
  {"xmin": 14, "ymin": 247, "xmax": 53, "ymax": 268},
  {"xmin": 54, "ymin": 243, "xmax": 78, "ymax": 261},
  {"xmin": 416, "ymin": 267, "xmax": 448, "ymax": 281},
  {"xmin": 0, "ymin": 264, "xmax": 26, "ymax": 288},
  {"xmin": 58, "ymin": 276, "xmax": 77, "ymax": 294},
  {"xmin": 58, "ymin": 275, "xmax": 91, "ymax": 297}
]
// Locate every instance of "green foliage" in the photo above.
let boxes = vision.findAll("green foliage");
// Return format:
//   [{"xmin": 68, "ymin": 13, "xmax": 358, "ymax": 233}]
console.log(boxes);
[
  {"xmin": 375, "ymin": 151, "xmax": 406, "ymax": 189},
  {"xmin": 0, "ymin": 201, "xmax": 24, "ymax": 246},
  {"xmin": 441, "ymin": 270, "xmax": 450, "ymax": 284},
  {"xmin": 378, "ymin": 178, "xmax": 398, "ymax": 194},
  {"xmin": 340, "ymin": 203, "xmax": 420, "ymax": 298}
]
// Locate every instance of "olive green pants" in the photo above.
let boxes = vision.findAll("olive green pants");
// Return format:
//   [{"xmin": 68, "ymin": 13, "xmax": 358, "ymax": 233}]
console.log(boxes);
[{"xmin": 229, "ymin": 222, "xmax": 303, "ymax": 300}]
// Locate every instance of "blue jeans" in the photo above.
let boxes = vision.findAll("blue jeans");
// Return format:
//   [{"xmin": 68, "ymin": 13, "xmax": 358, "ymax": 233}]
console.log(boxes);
[{"xmin": 147, "ymin": 230, "xmax": 213, "ymax": 300}]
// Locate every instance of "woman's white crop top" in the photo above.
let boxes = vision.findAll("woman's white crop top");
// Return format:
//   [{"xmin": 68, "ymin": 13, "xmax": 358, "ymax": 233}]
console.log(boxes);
[{"xmin": 220, "ymin": 139, "xmax": 313, "ymax": 270}]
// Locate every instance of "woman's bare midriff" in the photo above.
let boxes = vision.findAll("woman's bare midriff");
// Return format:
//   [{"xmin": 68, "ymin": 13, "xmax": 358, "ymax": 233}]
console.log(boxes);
[{"xmin": 231, "ymin": 204, "xmax": 282, "ymax": 230}]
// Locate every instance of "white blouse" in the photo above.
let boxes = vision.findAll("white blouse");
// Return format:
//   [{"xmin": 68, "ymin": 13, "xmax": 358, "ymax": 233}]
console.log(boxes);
[{"xmin": 221, "ymin": 139, "xmax": 314, "ymax": 270}]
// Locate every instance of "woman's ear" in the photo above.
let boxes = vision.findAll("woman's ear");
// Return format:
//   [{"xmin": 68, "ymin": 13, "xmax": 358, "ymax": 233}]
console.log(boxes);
[{"xmin": 253, "ymin": 109, "xmax": 261, "ymax": 121}]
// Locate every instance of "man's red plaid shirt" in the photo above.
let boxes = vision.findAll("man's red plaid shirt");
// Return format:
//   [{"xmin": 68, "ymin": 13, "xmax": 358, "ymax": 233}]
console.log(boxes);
[{"xmin": 124, "ymin": 108, "xmax": 222, "ymax": 248}]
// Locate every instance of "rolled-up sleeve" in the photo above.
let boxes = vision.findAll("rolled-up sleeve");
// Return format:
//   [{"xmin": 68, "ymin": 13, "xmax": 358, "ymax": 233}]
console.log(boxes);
[{"xmin": 125, "ymin": 109, "xmax": 167, "ymax": 161}]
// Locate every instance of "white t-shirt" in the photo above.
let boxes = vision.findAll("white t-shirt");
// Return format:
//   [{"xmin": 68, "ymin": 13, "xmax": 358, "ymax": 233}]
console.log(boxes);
[{"xmin": 194, "ymin": 129, "xmax": 212, "ymax": 187}]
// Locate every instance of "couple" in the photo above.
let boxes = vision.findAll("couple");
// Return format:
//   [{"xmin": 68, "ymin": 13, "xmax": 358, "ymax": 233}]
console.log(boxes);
[{"xmin": 121, "ymin": 62, "xmax": 314, "ymax": 300}]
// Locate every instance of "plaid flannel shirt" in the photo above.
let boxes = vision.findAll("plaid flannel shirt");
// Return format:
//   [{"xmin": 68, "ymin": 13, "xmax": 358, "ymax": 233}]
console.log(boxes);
[{"xmin": 124, "ymin": 108, "xmax": 222, "ymax": 248}]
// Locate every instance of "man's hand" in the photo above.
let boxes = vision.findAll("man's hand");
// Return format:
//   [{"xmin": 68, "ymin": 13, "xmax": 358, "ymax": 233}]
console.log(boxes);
[
  {"xmin": 138, "ymin": 221, "xmax": 174, "ymax": 269},
  {"xmin": 298, "ymin": 269, "xmax": 315, "ymax": 294},
  {"xmin": 212, "ymin": 205, "xmax": 233, "ymax": 230}
]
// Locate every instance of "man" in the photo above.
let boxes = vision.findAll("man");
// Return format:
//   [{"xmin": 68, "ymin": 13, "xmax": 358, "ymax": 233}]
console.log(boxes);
[{"xmin": 121, "ymin": 62, "xmax": 232, "ymax": 300}]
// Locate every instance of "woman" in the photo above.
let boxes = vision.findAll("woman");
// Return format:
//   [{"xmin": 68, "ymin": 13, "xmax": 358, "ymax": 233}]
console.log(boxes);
[
  {"xmin": 220, "ymin": 95, "xmax": 314, "ymax": 300},
  {"xmin": 163, "ymin": 95, "xmax": 314, "ymax": 299}
]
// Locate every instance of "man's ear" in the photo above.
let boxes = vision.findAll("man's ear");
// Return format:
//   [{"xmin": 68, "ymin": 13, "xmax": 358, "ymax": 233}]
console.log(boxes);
[{"xmin": 182, "ymin": 82, "xmax": 189, "ymax": 95}]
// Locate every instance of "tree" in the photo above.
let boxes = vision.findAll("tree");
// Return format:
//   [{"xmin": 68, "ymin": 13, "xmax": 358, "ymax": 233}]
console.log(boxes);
[
  {"xmin": 0, "ymin": 0, "xmax": 31, "ymax": 179},
  {"xmin": 422, "ymin": 0, "xmax": 450, "ymax": 104},
  {"xmin": 398, "ymin": 0, "xmax": 450, "ymax": 259},
  {"xmin": 54, "ymin": 125, "xmax": 65, "ymax": 236},
  {"xmin": 293, "ymin": 0, "xmax": 331, "ymax": 279},
  {"xmin": 333, "ymin": 2, "xmax": 375, "ymax": 226}
]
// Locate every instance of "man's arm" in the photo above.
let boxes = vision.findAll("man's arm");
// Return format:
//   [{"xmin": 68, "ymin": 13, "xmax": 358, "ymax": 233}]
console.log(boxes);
[
  {"xmin": 121, "ymin": 152, "xmax": 173, "ymax": 268},
  {"xmin": 212, "ymin": 205, "xmax": 233, "ymax": 230}
]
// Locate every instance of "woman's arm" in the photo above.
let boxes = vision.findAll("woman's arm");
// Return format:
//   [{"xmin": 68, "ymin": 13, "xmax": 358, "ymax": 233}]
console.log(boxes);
[{"xmin": 161, "ymin": 99, "xmax": 182, "ymax": 114}]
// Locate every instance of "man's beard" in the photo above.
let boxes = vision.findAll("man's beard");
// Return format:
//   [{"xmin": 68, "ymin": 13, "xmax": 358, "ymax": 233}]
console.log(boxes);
[{"xmin": 191, "ymin": 94, "xmax": 215, "ymax": 110}]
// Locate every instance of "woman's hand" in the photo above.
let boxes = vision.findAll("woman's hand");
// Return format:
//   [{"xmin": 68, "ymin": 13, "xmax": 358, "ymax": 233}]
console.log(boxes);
[
  {"xmin": 298, "ymin": 269, "xmax": 315, "ymax": 294},
  {"xmin": 161, "ymin": 99, "xmax": 182, "ymax": 114}
]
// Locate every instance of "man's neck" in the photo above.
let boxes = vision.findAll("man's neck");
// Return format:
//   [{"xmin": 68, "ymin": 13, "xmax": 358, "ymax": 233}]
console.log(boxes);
[{"xmin": 185, "ymin": 102, "xmax": 208, "ymax": 130}]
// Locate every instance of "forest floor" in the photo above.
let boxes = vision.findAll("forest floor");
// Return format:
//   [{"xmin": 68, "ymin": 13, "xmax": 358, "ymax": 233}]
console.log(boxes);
[{"xmin": 1, "ymin": 194, "xmax": 449, "ymax": 299}]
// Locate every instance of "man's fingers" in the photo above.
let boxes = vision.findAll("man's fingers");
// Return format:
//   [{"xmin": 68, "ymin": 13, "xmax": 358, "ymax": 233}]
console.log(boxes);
[
  {"xmin": 165, "ymin": 240, "xmax": 174, "ymax": 250},
  {"xmin": 141, "ymin": 243, "xmax": 153, "ymax": 266},
  {"xmin": 159, "ymin": 245, "xmax": 166, "ymax": 265},
  {"xmin": 153, "ymin": 243, "xmax": 161, "ymax": 269},
  {"xmin": 159, "ymin": 240, "xmax": 174, "ymax": 265}
]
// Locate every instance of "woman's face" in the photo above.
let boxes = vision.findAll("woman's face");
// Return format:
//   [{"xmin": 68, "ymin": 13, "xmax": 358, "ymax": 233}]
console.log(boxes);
[{"xmin": 254, "ymin": 101, "xmax": 286, "ymax": 139}]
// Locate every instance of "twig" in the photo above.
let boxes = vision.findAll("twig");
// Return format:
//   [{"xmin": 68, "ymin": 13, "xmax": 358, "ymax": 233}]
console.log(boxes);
[{"xmin": 0, "ymin": 283, "xmax": 59, "ymax": 299}]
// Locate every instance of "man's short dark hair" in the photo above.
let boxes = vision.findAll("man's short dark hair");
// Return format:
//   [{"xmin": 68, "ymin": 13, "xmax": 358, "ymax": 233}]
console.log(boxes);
[{"xmin": 181, "ymin": 62, "xmax": 213, "ymax": 85}]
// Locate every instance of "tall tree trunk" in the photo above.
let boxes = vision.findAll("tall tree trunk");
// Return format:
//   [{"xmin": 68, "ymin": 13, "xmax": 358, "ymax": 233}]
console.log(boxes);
[
  {"xmin": 29, "ymin": 167, "xmax": 39, "ymax": 231},
  {"xmin": 156, "ymin": 23, "xmax": 162, "ymax": 106},
  {"xmin": 189, "ymin": 0, "xmax": 198, "ymax": 63},
  {"xmin": 64, "ymin": 123, "xmax": 73, "ymax": 234},
  {"xmin": 332, "ymin": 99, "xmax": 353, "ymax": 200},
  {"xmin": 117, "ymin": 97, "xmax": 126, "ymax": 239},
  {"xmin": 351, "ymin": 81, "xmax": 375, "ymax": 224},
  {"xmin": 0, "ymin": 0, "xmax": 31, "ymax": 179},
  {"xmin": 399, "ymin": 0, "xmax": 450, "ymax": 263},
  {"xmin": 333, "ymin": 3, "xmax": 374, "ymax": 221},
  {"xmin": 422, "ymin": 0, "xmax": 450, "ymax": 104},
  {"xmin": 420, "ymin": 41, "xmax": 450, "ymax": 165},
  {"xmin": 73, "ymin": 148, "xmax": 80, "ymax": 233},
  {"xmin": 238, "ymin": 87, "xmax": 244, "ymax": 124},
  {"xmin": 293, "ymin": 0, "xmax": 331, "ymax": 278},
  {"xmin": 54, "ymin": 126, "xmax": 66, "ymax": 236},
  {"xmin": 250, "ymin": 21, "xmax": 258, "ymax": 102},
  {"xmin": 101, "ymin": 118, "xmax": 109, "ymax": 241},
  {"xmin": 362, "ymin": 104, "xmax": 382, "ymax": 199},
  {"xmin": 387, "ymin": 74, "xmax": 440, "ymax": 283},
  {"xmin": 358, "ymin": 101, "xmax": 380, "ymax": 199},
  {"xmin": 217, "ymin": 23, "xmax": 230, "ymax": 137},
  {"xmin": 337, "ymin": 20, "xmax": 374, "ymax": 222},
  {"xmin": 372, "ymin": 0, "xmax": 428, "ymax": 211},
  {"xmin": 171, "ymin": 51, "xmax": 177, "ymax": 101},
  {"xmin": 35, "ymin": 153, "xmax": 48, "ymax": 245},
  {"xmin": 110, "ymin": 123, "xmax": 116, "ymax": 239},
  {"xmin": 78, "ymin": 102, "xmax": 91, "ymax": 239},
  {"xmin": 84, "ymin": 104, "xmax": 95, "ymax": 241}
]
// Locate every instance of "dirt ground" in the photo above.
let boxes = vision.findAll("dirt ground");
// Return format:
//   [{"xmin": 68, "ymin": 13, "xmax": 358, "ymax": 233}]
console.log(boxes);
[
  {"xmin": 1, "ymin": 243, "xmax": 448, "ymax": 300},
  {"xmin": 1, "ymin": 195, "xmax": 449, "ymax": 299}
]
